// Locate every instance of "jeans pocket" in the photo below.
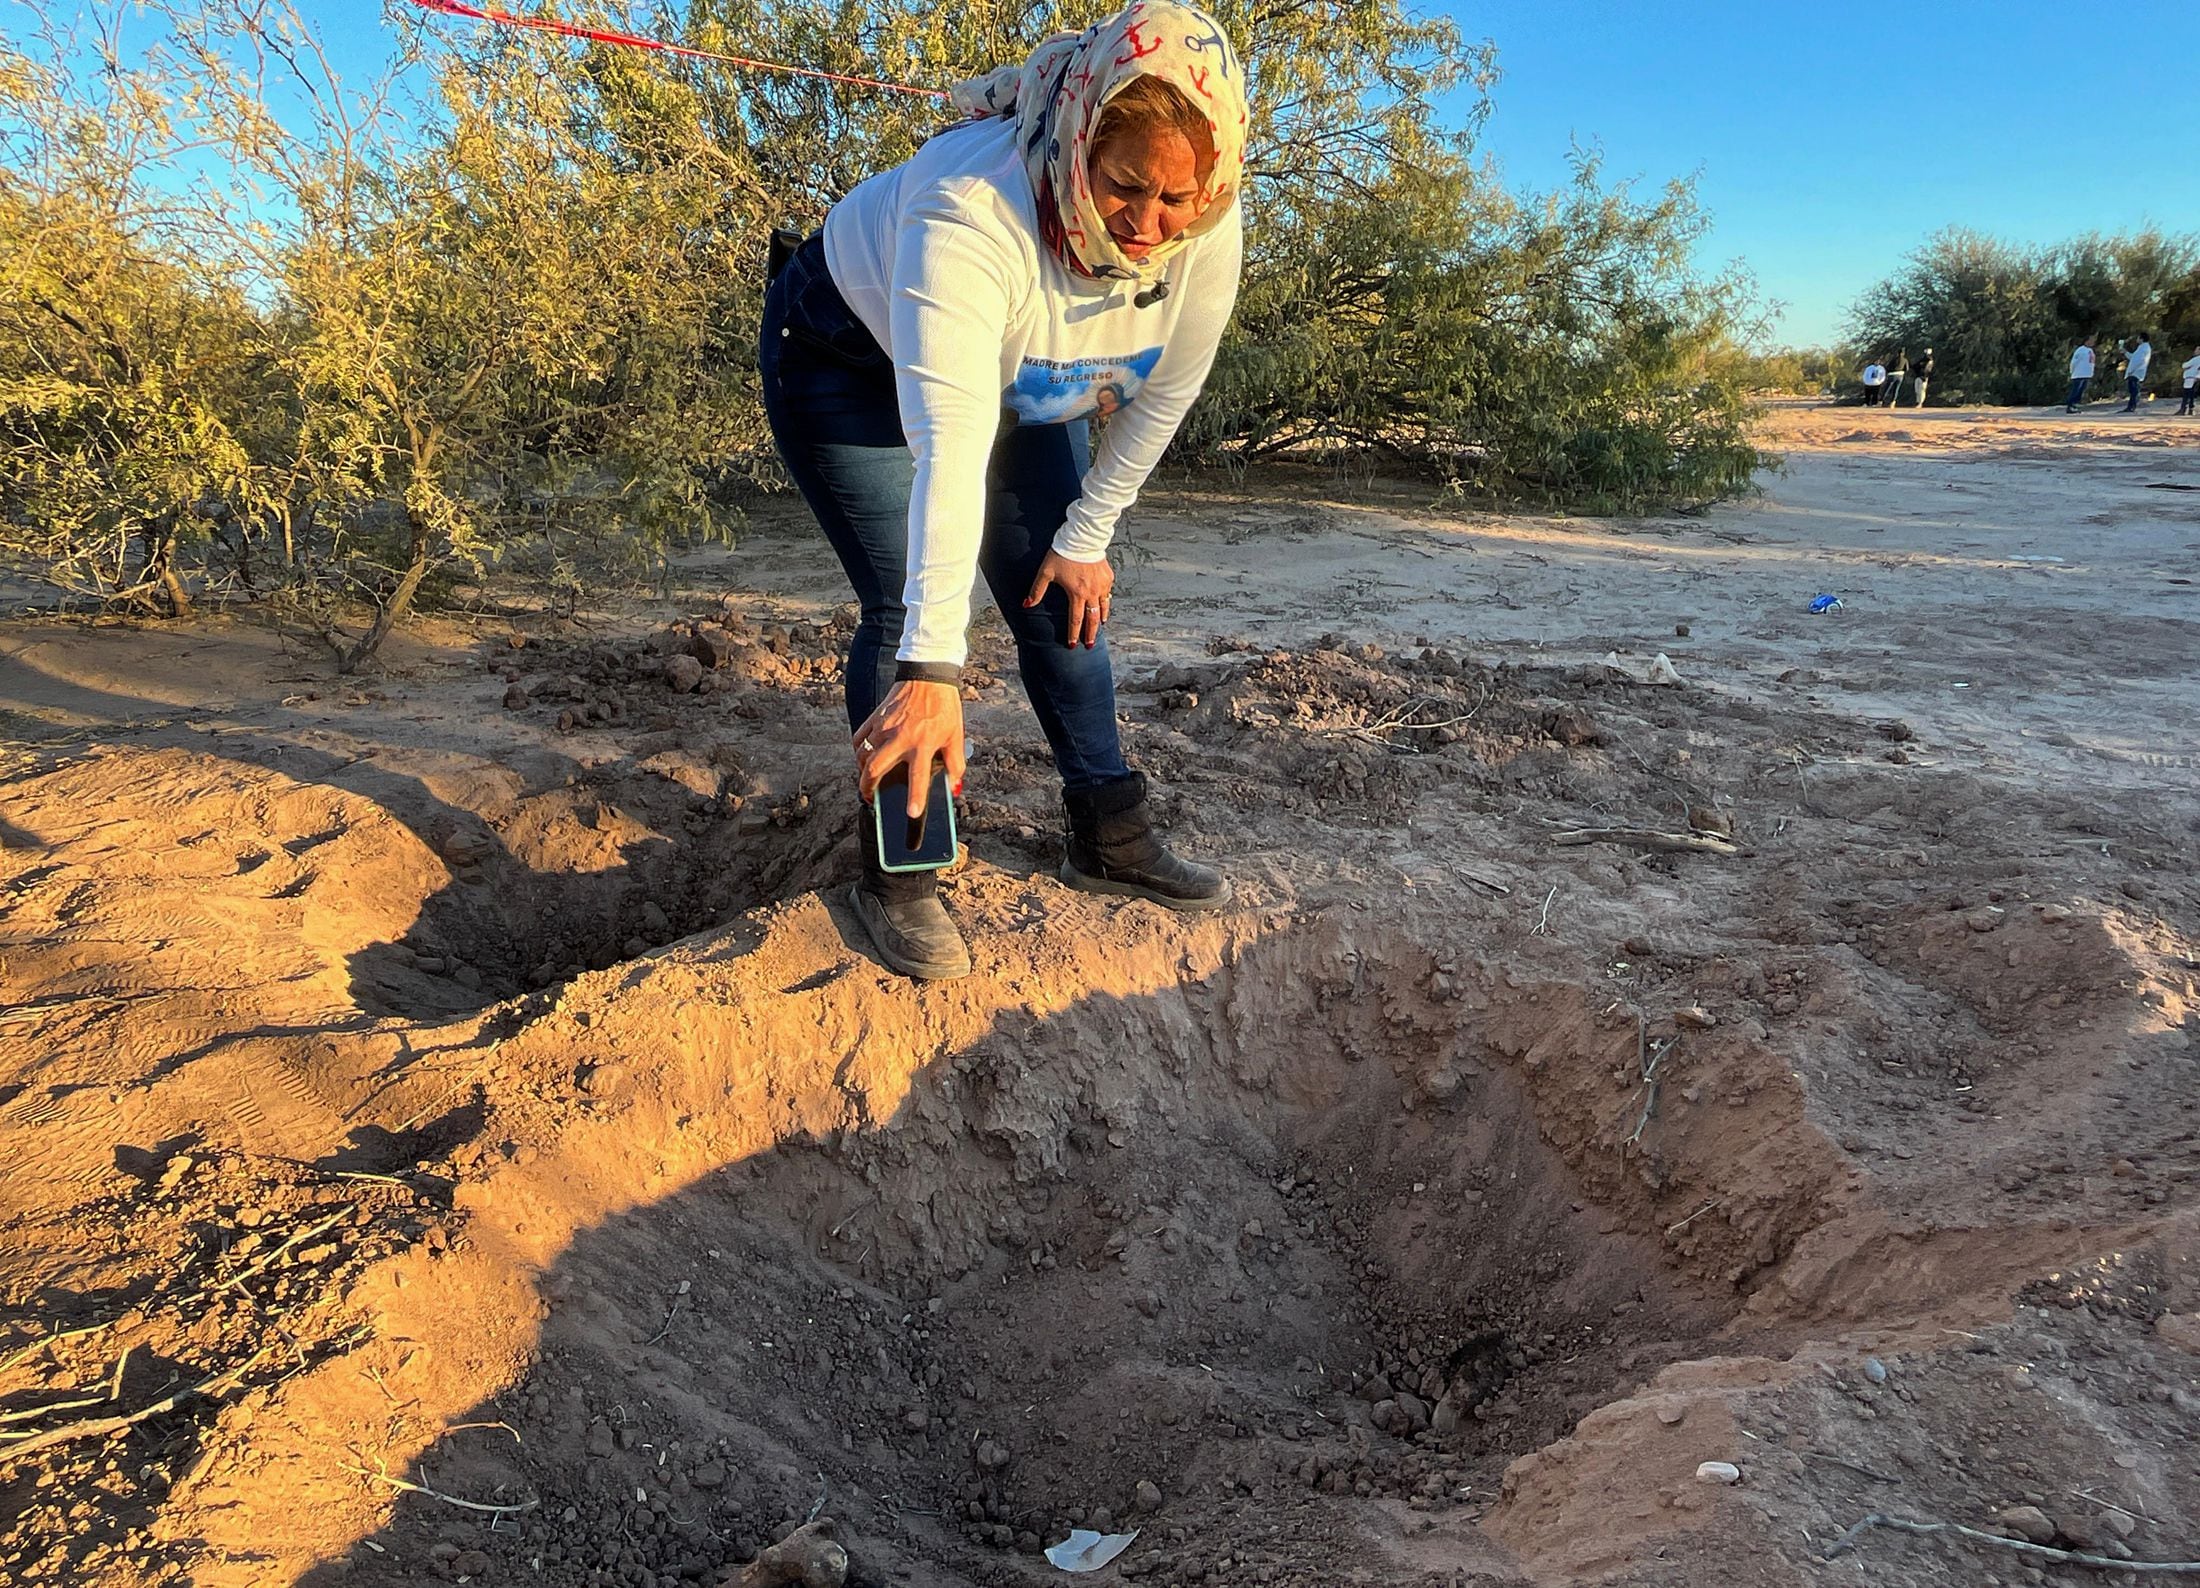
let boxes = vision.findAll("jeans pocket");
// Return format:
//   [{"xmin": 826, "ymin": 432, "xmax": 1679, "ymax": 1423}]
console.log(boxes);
[
  {"xmin": 779, "ymin": 251, "xmax": 888, "ymax": 370},
  {"xmin": 804, "ymin": 321, "xmax": 890, "ymax": 369}
]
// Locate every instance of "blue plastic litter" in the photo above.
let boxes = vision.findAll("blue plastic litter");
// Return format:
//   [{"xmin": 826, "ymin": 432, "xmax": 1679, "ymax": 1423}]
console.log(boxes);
[{"xmin": 1808, "ymin": 594, "xmax": 1842, "ymax": 614}]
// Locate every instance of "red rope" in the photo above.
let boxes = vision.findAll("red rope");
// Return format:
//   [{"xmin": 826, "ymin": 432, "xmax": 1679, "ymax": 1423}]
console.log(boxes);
[{"xmin": 404, "ymin": 0, "xmax": 950, "ymax": 99}]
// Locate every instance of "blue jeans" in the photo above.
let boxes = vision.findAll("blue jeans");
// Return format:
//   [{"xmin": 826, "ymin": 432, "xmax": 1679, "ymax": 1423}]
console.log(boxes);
[
  {"xmin": 757, "ymin": 237, "xmax": 1129, "ymax": 791},
  {"xmin": 2126, "ymin": 376, "xmax": 2142, "ymax": 411},
  {"xmin": 2065, "ymin": 378, "xmax": 2089, "ymax": 408}
]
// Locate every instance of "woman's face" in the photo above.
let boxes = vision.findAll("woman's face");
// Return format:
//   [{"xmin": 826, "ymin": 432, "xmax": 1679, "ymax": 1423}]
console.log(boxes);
[{"xmin": 1090, "ymin": 124, "xmax": 1205, "ymax": 262}]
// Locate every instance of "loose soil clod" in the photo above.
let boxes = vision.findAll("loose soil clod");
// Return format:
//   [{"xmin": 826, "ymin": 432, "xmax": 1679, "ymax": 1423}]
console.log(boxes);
[{"xmin": 728, "ymin": 1519, "xmax": 850, "ymax": 1587}]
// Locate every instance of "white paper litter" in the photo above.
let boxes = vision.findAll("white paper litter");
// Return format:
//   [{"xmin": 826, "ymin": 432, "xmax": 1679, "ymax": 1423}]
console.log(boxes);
[{"xmin": 1044, "ymin": 1529, "xmax": 1139, "ymax": 1572}]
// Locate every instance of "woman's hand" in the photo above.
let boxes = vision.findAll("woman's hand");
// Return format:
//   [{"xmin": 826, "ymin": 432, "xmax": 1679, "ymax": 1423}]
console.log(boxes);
[
  {"xmin": 854, "ymin": 681, "xmax": 966, "ymax": 818},
  {"xmin": 1024, "ymin": 550, "xmax": 1114, "ymax": 649}
]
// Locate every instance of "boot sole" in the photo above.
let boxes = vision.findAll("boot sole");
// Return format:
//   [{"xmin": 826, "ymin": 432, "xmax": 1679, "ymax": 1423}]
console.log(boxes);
[
  {"xmin": 847, "ymin": 885, "xmax": 972, "ymax": 980},
  {"xmin": 1058, "ymin": 862, "xmax": 1233, "ymax": 912}
]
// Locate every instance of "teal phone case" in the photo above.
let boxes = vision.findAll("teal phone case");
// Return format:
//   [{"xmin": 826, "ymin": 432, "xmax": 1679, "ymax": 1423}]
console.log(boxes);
[{"xmin": 872, "ymin": 783, "xmax": 957, "ymax": 873}]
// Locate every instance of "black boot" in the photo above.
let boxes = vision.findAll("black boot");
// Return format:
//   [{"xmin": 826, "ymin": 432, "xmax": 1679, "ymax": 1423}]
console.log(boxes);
[
  {"xmin": 1060, "ymin": 773, "xmax": 1231, "ymax": 911},
  {"xmin": 850, "ymin": 806, "xmax": 970, "ymax": 981}
]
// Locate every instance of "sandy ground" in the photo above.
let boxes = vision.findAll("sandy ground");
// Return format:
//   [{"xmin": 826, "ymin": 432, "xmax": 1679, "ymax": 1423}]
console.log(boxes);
[{"xmin": 1, "ymin": 402, "xmax": 2197, "ymax": 1588}]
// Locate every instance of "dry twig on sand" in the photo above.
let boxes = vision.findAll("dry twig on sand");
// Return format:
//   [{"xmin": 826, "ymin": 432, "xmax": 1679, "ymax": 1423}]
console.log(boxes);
[
  {"xmin": 1664, "ymin": 1199, "xmax": 1723, "ymax": 1236},
  {"xmin": 643, "ymin": 1294, "xmax": 684, "ymax": 1346},
  {"xmin": 0, "ymin": 1347, "xmax": 127, "ymax": 1426},
  {"xmin": 215, "ymin": 1206, "xmax": 352, "ymax": 1292},
  {"xmin": 0, "ymin": 1392, "xmax": 107, "ymax": 1424},
  {"xmin": 1552, "ymin": 827, "xmax": 1740, "ymax": 856},
  {"xmin": 442, "ymin": 1420, "xmax": 521, "ymax": 1443},
  {"xmin": 343, "ymin": 1455, "xmax": 539, "ymax": 1516},
  {"xmin": 0, "ymin": 1318, "xmax": 116, "ymax": 1375},
  {"xmin": 0, "ymin": 1345, "xmax": 268, "ymax": 1464},
  {"xmin": 1316, "ymin": 686, "xmax": 1486, "ymax": 752},
  {"xmin": 1798, "ymin": 1448, "xmax": 1899, "ymax": 1484},
  {"xmin": 1623, "ymin": 1024, "xmax": 1677, "ymax": 1147},
  {"xmin": 1823, "ymin": 1512, "xmax": 2200, "ymax": 1574}
]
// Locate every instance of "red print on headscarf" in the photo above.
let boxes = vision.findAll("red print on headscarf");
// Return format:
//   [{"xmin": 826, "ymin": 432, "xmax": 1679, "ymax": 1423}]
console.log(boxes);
[{"xmin": 1114, "ymin": 22, "xmax": 1161, "ymax": 65}]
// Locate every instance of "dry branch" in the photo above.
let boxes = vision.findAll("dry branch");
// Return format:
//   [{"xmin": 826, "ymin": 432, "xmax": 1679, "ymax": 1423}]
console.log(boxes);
[
  {"xmin": 1314, "ymin": 687, "xmax": 1486, "ymax": 752},
  {"xmin": 643, "ymin": 1295, "xmax": 684, "ymax": 1346},
  {"xmin": 215, "ymin": 1205, "xmax": 351, "ymax": 1291},
  {"xmin": 1824, "ymin": 1512, "xmax": 2200, "ymax": 1574},
  {"xmin": 1552, "ymin": 827, "xmax": 1740, "ymax": 856},
  {"xmin": 1664, "ymin": 1199, "xmax": 1723, "ymax": 1236},
  {"xmin": 343, "ymin": 1457, "xmax": 540, "ymax": 1516},
  {"xmin": 0, "ymin": 1391, "xmax": 107, "ymax": 1424},
  {"xmin": 0, "ymin": 1344, "xmax": 267, "ymax": 1464},
  {"xmin": 1799, "ymin": 1448, "xmax": 1899, "ymax": 1484},
  {"xmin": 6, "ymin": 1342, "xmax": 137, "ymax": 1426},
  {"xmin": 1624, "ymin": 1033, "xmax": 1676, "ymax": 1147}
]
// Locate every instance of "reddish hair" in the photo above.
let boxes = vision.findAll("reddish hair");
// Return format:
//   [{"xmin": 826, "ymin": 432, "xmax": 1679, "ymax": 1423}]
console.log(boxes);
[{"xmin": 1093, "ymin": 75, "xmax": 1215, "ymax": 182}]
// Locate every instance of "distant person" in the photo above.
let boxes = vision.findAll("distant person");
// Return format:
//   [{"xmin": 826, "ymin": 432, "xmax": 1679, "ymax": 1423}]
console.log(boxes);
[
  {"xmin": 1861, "ymin": 360, "xmax": 1886, "ymax": 406},
  {"xmin": 2179, "ymin": 345, "xmax": 2200, "ymax": 417},
  {"xmin": 2123, "ymin": 333, "xmax": 2152, "ymax": 412},
  {"xmin": 1907, "ymin": 347, "xmax": 1934, "ymax": 407},
  {"xmin": 1885, "ymin": 347, "xmax": 1907, "ymax": 407},
  {"xmin": 2065, "ymin": 336, "xmax": 2096, "ymax": 412}
]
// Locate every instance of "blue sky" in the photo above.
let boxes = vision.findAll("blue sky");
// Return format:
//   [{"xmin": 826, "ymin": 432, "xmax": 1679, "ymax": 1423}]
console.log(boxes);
[
  {"xmin": 301, "ymin": 3, "xmax": 2200, "ymax": 347},
  {"xmin": 1446, "ymin": 2, "xmax": 2200, "ymax": 345}
]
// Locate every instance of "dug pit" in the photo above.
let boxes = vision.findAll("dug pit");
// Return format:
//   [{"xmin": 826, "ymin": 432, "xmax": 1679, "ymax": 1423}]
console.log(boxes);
[{"xmin": 286, "ymin": 908, "xmax": 1830, "ymax": 1588}]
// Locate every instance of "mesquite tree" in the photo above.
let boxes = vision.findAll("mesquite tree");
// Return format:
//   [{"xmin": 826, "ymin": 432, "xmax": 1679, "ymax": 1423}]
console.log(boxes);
[
  {"xmin": 1, "ymin": 0, "xmax": 1769, "ymax": 654},
  {"xmin": 4, "ymin": 1, "xmax": 750, "ymax": 664},
  {"xmin": 0, "ymin": 15, "xmax": 265, "ymax": 613}
]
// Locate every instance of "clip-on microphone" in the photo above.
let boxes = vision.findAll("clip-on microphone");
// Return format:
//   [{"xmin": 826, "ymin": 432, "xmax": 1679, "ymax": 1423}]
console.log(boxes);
[{"xmin": 1133, "ymin": 279, "xmax": 1171, "ymax": 309}]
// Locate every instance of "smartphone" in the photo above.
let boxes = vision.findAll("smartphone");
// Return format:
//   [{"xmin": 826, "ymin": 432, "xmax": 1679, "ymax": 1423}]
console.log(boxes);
[{"xmin": 872, "ymin": 763, "xmax": 957, "ymax": 873}]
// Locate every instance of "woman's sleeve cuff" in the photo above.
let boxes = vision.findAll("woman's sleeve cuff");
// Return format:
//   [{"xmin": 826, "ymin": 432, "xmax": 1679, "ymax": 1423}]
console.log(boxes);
[{"xmin": 894, "ymin": 661, "xmax": 964, "ymax": 686}]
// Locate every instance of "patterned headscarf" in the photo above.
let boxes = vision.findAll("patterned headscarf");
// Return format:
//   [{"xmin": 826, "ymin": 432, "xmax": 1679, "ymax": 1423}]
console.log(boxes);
[{"xmin": 950, "ymin": 1, "xmax": 1248, "ymax": 283}]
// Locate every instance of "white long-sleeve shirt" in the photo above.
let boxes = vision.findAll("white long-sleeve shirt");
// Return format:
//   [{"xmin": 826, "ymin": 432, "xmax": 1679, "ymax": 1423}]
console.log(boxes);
[
  {"xmin": 824, "ymin": 117, "xmax": 1242, "ymax": 666},
  {"xmin": 2070, "ymin": 345, "xmax": 2095, "ymax": 379},
  {"xmin": 2127, "ymin": 342, "xmax": 2152, "ymax": 381}
]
